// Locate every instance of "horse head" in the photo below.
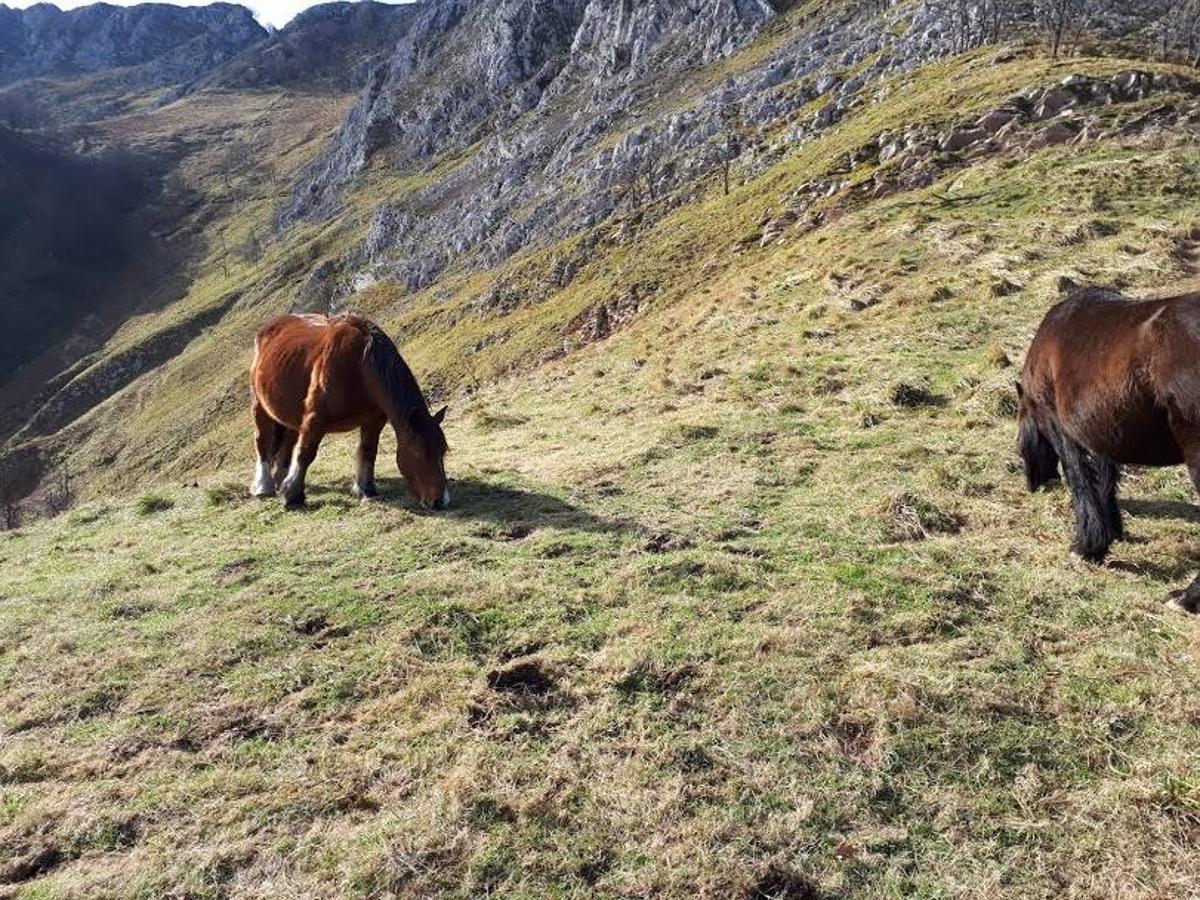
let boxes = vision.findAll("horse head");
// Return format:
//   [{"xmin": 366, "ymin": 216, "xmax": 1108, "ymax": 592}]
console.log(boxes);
[
  {"xmin": 1015, "ymin": 381, "xmax": 1060, "ymax": 492},
  {"xmin": 397, "ymin": 405, "xmax": 450, "ymax": 509}
]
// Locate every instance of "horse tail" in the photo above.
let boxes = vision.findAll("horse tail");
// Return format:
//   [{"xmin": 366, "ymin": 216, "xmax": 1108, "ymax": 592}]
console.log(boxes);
[{"xmin": 1018, "ymin": 412, "xmax": 1060, "ymax": 492}]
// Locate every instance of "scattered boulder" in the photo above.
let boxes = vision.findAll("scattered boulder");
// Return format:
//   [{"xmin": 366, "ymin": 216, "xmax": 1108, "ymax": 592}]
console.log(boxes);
[
  {"xmin": 1032, "ymin": 87, "xmax": 1076, "ymax": 120},
  {"xmin": 977, "ymin": 108, "xmax": 1019, "ymax": 134},
  {"xmin": 1029, "ymin": 121, "xmax": 1078, "ymax": 148},
  {"xmin": 1112, "ymin": 69, "xmax": 1152, "ymax": 100},
  {"xmin": 814, "ymin": 100, "xmax": 841, "ymax": 128},
  {"xmin": 760, "ymin": 211, "xmax": 799, "ymax": 247},
  {"xmin": 939, "ymin": 127, "xmax": 987, "ymax": 152}
]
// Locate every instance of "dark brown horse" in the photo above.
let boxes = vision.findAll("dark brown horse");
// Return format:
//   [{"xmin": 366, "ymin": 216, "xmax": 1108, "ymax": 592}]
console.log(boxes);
[
  {"xmin": 250, "ymin": 313, "xmax": 449, "ymax": 510},
  {"xmin": 1017, "ymin": 286, "xmax": 1200, "ymax": 612}
]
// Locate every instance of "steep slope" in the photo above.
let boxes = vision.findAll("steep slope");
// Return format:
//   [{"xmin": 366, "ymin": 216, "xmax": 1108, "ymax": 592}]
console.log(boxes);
[
  {"xmin": 3, "ymin": 46, "xmax": 1200, "ymax": 894},
  {"xmin": 0, "ymin": 0, "xmax": 1184, "ymax": 504},
  {"xmin": 3, "ymin": 0, "xmax": 1200, "ymax": 897}
]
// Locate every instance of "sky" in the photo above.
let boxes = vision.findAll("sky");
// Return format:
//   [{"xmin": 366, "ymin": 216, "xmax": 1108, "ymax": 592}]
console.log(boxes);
[{"xmin": 4, "ymin": 0, "xmax": 410, "ymax": 29}]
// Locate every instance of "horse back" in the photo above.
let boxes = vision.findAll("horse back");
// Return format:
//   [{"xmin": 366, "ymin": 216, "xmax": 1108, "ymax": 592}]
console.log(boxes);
[
  {"xmin": 252, "ymin": 314, "xmax": 379, "ymax": 432},
  {"xmin": 1023, "ymin": 290, "xmax": 1200, "ymax": 466}
]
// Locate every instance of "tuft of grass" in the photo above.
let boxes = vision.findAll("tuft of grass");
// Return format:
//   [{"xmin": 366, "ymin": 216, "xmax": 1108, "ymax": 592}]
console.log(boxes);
[{"xmin": 134, "ymin": 494, "xmax": 174, "ymax": 515}]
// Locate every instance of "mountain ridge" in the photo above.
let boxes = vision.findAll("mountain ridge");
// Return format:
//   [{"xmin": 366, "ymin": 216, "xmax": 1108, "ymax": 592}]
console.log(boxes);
[{"xmin": 0, "ymin": 1, "xmax": 267, "ymax": 86}]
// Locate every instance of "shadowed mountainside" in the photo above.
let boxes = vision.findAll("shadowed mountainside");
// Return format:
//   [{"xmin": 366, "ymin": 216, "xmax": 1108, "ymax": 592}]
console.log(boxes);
[{"xmin": 0, "ymin": 126, "xmax": 189, "ymax": 386}]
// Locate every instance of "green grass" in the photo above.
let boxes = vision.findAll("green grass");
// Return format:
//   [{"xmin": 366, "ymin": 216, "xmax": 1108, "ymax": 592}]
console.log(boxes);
[{"xmin": 4, "ymin": 39, "xmax": 1200, "ymax": 900}]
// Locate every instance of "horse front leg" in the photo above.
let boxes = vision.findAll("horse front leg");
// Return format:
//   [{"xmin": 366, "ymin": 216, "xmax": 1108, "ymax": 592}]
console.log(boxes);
[
  {"xmin": 280, "ymin": 417, "xmax": 324, "ymax": 509},
  {"xmin": 1053, "ymin": 429, "xmax": 1117, "ymax": 563},
  {"xmin": 353, "ymin": 418, "xmax": 385, "ymax": 501}
]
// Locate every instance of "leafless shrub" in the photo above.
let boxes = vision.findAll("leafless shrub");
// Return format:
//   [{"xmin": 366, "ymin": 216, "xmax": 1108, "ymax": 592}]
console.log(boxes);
[
  {"xmin": 933, "ymin": 0, "xmax": 1017, "ymax": 52},
  {"xmin": 1034, "ymin": 0, "xmax": 1095, "ymax": 58},
  {"xmin": 1158, "ymin": 0, "xmax": 1200, "ymax": 66},
  {"xmin": 0, "ymin": 460, "xmax": 21, "ymax": 530},
  {"xmin": 43, "ymin": 466, "xmax": 74, "ymax": 516}
]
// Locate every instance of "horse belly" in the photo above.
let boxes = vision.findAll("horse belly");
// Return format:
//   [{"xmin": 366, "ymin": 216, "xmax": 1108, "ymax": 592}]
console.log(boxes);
[{"xmin": 1079, "ymin": 401, "xmax": 1182, "ymax": 467}]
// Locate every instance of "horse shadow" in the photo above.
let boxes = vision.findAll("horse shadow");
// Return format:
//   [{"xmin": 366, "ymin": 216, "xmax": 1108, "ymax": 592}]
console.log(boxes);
[
  {"xmin": 372, "ymin": 474, "xmax": 629, "ymax": 535},
  {"xmin": 1120, "ymin": 498, "xmax": 1200, "ymax": 524}
]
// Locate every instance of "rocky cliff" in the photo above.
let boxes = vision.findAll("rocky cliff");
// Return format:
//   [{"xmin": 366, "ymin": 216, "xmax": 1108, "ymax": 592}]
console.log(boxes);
[
  {"xmin": 0, "ymin": 2, "xmax": 266, "ymax": 87},
  {"xmin": 183, "ymin": 1, "xmax": 422, "ymax": 92},
  {"xmin": 280, "ymin": 0, "xmax": 970, "ymax": 294},
  {"xmin": 278, "ymin": 0, "xmax": 1179, "ymax": 305}
]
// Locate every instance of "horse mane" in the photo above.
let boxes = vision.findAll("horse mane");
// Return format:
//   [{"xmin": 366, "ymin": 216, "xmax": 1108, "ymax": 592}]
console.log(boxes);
[{"xmin": 363, "ymin": 324, "xmax": 430, "ymax": 425}]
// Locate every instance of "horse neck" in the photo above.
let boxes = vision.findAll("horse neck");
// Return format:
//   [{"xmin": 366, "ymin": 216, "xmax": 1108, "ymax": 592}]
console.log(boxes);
[{"xmin": 365, "ymin": 329, "xmax": 427, "ymax": 431}]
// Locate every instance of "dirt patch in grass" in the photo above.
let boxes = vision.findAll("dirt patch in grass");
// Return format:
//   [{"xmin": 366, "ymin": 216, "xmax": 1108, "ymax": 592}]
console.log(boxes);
[
  {"xmin": 745, "ymin": 864, "xmax": 821, "ymax": 899},
  {"xmin": 486, "ymin": 658, "xmax": 556, "ymax": 695},
  {"xmin": 0, "ymin": 844, "xmax": 65, "ymax": 885},
  {"xmin": 883, "ymin": 491, "xmax": 965, "ymax": 541}
]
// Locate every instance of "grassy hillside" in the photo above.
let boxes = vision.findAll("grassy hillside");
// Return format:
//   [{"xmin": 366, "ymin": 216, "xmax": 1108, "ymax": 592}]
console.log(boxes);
[{"xmin": 5, "ymin": 46, "xmax": 1200, "ymax": 896}]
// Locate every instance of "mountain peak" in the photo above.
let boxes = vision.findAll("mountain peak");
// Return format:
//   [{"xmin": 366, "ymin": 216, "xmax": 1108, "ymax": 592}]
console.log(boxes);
[{"xmin": 0, "ymin": 2, "xmax": 267, "ymax": 88}]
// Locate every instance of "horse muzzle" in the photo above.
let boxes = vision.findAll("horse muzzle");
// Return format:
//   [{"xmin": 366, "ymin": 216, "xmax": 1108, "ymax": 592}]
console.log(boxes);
[{"xmin": 423, "ymin": 487, "xmax": 450, "ymax": 511}]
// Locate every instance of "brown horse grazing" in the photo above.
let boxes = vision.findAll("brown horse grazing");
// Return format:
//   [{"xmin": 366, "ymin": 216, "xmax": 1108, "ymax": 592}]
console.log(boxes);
[
  {"xmin": 249, "ymin": 313, "xmax": 449, "ymax": 510},
  {"xmin": 1017, "ymin": 286, "xmax": 1200, "ymax": 612}
]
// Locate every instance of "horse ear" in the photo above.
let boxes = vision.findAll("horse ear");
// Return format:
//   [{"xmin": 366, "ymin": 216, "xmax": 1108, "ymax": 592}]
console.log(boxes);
[
  {"xmin": 432, "ymin": 406, "xmax": 447, "ymax": 424},
  {"xmin": 1014, "ymin": 381, "xmax": 1024, "ymax": 400}
]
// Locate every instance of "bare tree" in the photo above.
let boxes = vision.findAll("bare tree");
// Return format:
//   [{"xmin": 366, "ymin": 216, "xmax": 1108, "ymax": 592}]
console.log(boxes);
[
  {"xmin": 0, "ymin": 461, "xmax": 21, "ymax": 530},
  {"xmin": 1159, "ymin": 0, "xmax": 1200, "ymax": 66},
  {"xmin": 718, "ymin": 87, "xmax": 742, "ymax": 197},
  {"xmin": 1034, "ymin": 0, "xmax": 1094, "ymax": 58},
  {"xmin": 43, "ymin": 466, "xmax": 73, "ymax": 515},
  {"xmin": 938, "ymin": 0, "xmax": 1015, "ymax": 52},
  {"xmin": 241, "ymin": 227, "xmax": 264, "ymax": 263}
]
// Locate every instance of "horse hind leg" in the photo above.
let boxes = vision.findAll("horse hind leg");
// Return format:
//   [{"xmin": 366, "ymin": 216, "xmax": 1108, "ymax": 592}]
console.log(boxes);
[
  {"xmin": 1096, "ymin": 456, "xmax": 1124, "ymax": 542},
  {"xmin": 271, "ymin": 428, "xmax": 298, "ymax": 488},
  {"xmin": 251, "ymin": 401, "xmax": 283, "ymax": 498},
  {"xmin": 279, "ymin": 414, "xmax": 324, "ymax": 509},
  {"xmin": 1052, "ymin": 427, "xmax": 1119, "ymax": 563},
  {"xmin": 1168, "ymin": 459, "xmax": 1200, "ymax": 614}
]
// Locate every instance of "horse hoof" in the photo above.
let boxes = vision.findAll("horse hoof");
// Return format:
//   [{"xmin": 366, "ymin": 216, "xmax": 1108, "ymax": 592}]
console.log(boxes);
[
  {"xmin": 1069, "ymin": 546, "xmax": 1106, "ymax": 565},
  {"xmin": 283, "ymin": 495, "xmax": 306, "ymax": 510}
]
